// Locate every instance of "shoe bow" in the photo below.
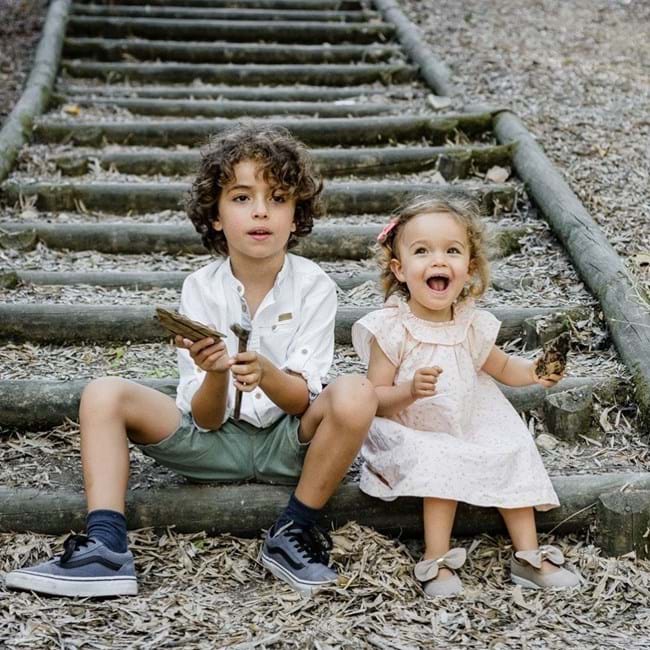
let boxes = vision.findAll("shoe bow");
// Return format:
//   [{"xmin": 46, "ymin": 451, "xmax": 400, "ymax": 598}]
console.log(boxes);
[
  {"xmin": 514, "ymin": 545, "xmax": 565, "ymax": 569},
  {"xmin": 414, "ymin": 548, "xmax": 467, "ymax": 582}
]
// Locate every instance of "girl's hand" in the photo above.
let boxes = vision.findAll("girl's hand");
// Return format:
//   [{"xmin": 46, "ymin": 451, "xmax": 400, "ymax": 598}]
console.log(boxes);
[
  {"xmin": 231, "ymin": 351, "xmax": 265, "ymax": 392},
  {"xmin": 411, "ymin": 366, "xmax": 442, "ymax": 399},
  {"xmin": 176, "ymin": 335, "xmax": 230, "ymax": 374},
  {"xmin": 531, "ymin": 359, "xmax": 564, "ymax": 388}
]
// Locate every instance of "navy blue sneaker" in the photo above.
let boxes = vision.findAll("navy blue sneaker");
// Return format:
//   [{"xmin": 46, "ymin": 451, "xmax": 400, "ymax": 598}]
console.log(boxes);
[
  {"xmin": 260, "ymin": 521, "xmax": 338, "ymax": 595},
  {"xmin": 4, "ymin": 534, "xmax": 138, "ymax": 597}
]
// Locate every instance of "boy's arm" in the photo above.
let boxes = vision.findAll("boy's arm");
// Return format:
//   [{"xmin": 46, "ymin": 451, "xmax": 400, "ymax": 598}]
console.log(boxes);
[
  {"xmin": 191, "ymin": 369, "xmax": 231, "ymax": 429},
  {"xmin": 367, "ymin": 339, "xmax": 415, "ymax": 417},
  {"xmin": 260, "ymin": 357, "xmax": 311, "ymax": 415}
]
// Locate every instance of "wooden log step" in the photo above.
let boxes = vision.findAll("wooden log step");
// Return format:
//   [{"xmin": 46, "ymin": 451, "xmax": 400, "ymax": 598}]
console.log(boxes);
[
  {"xmin": 66, "ymin": 16, "xmax": 395, "ymax": 44},
  {"xmin": 72, "ymin": 0, "xmax": 364, "ymax": 8},
  {"xmin": 71, "ymin": 5, "xmax": 378, "ymax": 22},
  {"xmin": 1, "ymin": 471, "xmax": 647, "ymax": 536},
  {"xmin": 0, "ymin": 303, "xmax": 580, "ymax": 346},
  {"xmin": 55, "ymin": 84, "xmax": 407, "ymax": 102},
  {"xmin": 1, "ymin": 180, "xmax": 516, "ymax": 215},
  {"xmin": 61, "ymin": 62, "xmax": 417, "ymax": 86},
  {"xmin": 63, "ymin": 38, "xmax": 399, "ymax": 64},
  {"xmin": 59, "ymin": 97, "xmax": 398, "ymax": 118},
  {"xmin": 33, "ymin": 113, "xmax": 495, "ymax": 147},
  {"xmin": 51, "ymin": 144, "xmax": 514, "ymax": 178},
  {"xmin": 0, "ymin": 269, "xmax": 524, "ymax": 293},
  {"xmin": 0, "ymin": 221, "xmax": 523, "ymax": 257},
  {"xmin": 0, "ymin": 376, "xmax": 623, "ymax": 431}
]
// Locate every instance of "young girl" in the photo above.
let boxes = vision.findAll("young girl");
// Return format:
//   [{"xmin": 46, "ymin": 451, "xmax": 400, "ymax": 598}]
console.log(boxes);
[
  {"xmin": 352, "ymin": 191, "xmax": 579, "ymax": 597},
  {"xmin": 6, "ymin": 123, "xmax": 377, "ymax": 597}
]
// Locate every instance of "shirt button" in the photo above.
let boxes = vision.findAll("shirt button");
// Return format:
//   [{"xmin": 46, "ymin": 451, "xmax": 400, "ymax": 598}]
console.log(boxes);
[
  {"xmin": 237, "ymin": 286, "xmax": 243, "ymax": 294},
  {"xmin": 301, "ymin": 348, "xmax": 308, "ymax": 355},
  {"xmin": 255, "ymin": 392, "xmax": 262, "ymax": 399},
  {"xmin": 272, "ymin": 325, "xmax": 277, "ymax": 331}
]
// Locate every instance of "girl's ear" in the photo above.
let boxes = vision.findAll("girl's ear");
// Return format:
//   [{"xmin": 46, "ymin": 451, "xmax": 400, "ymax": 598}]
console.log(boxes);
[{"xmin": 389, "ymin": 258, "xmax": 405, "ymax": 283}]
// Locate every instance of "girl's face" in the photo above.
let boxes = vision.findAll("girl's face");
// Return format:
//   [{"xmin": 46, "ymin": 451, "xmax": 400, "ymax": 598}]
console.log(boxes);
[
  {"xmin": 213, "ymin": 159, "xmax": 297, "ymax": 267},
  {"xmin": 390, "ymin": 211, "xmax": 473, "ymax": 322}
]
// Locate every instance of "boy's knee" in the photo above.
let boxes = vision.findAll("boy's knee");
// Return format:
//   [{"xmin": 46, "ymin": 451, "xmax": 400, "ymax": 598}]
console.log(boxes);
[
  {"xmin": 80, "ymin": 376, "xmax": 132, "ymax": 418},
  {"xmin": 328, "ymin": 375, "xmax": 377, "ymax": 428}
]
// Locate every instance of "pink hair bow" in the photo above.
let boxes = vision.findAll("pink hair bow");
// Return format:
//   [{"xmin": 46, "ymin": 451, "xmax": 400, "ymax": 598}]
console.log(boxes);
[{"xmin": 377, "ymin": 219, "xmax": 398, "ymax": 243}]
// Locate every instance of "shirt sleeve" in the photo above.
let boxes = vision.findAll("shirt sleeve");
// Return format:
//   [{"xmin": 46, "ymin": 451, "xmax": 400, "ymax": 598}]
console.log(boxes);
[
  {"xmin": 175, "ymin": 274, "xmax": 234, "ymax": 420},
  {"xmin": 281, "ymin": 274, "xmax": 336, "ymax": 400},
  {"xmin": 467, "ymin": 309, "xmax": 501, "ymax": 370}
]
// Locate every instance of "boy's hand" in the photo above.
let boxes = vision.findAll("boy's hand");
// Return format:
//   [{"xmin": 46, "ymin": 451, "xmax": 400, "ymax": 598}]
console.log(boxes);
[
  {"xmin": 411, "ymin": 366, "xmax": 442, "ymax": 399},
  {"xmin": 176, "ymin": 335, "xmax": 230, "ymax": 374},
  {"xmin": 231, "ymin": 351, "xmax": 265, "ymax": 392}
]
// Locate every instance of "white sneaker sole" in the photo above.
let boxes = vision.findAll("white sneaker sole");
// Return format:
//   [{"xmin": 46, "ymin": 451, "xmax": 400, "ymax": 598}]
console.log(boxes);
[
  {"xmin": 5, "ymin": 571, "xmax": 138, "ymax": 597},
  {"xmin": 260, "ymin": 551, "xmax": 335, "ymax": 597}
]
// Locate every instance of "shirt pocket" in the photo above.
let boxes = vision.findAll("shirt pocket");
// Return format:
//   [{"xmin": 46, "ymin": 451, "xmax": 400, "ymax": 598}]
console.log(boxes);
[{"xmin": 260, "ymin": 320, "xmax": 299, "ymax": 360}]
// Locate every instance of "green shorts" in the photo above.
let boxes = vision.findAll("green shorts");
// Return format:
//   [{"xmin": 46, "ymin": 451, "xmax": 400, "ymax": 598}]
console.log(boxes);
[{"xmin": 136, "ymin": 412, "xmax": 308, "ymax": 484}]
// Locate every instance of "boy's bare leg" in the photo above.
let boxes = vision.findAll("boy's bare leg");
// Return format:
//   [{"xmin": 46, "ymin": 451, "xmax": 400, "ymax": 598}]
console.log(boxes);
[
  {"xmin": 294, "ymin": 374, "xmax": 377, "ymax": 508},
  {"xmin": 80, "ymin": 377, "xmax": 182, "ymax": 513}
]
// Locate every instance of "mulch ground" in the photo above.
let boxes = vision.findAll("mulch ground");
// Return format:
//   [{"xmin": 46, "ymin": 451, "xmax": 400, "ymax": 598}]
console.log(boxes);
[{"xmin": 0, "ymin": 0, "xmax": 47, "ymax": 125}]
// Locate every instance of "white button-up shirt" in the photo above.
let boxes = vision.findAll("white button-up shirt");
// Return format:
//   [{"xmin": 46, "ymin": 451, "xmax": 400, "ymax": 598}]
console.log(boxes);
[{"xmin": 176, "ymin": 253, "xmax": 337, "ymax": 428}]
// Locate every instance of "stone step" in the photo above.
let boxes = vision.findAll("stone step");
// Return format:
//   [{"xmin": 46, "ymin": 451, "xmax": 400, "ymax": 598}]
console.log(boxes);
[
  {"xmin": 61, "ymin": 61, "xmax": 417, "ymax": 85},
  {"xmin": 0, "ymin": 303, "xmax": 584, "ymax": 346},
  {"xmin": 0, "ymin": 221, "xmax": 523, "ymax": 257},
  {"xmin": 1, "ymin": 180, "xmax": 515, "ymax": 215},
  {"xmin": 55, "ymin": 83, "xmax": 411, "ymax": 101},
  {"xmin": 33, "ymin": 113, "xmax": 494, "ymax": 147},
  {"xmin": 66, "ymin": 16, "xmax": 395, "ymax": 44},
  {"xmin": 58, "ymin": 96, "xmax": 398, "ymax": 118},
  {"xmin": 0, "ymin": 376, "xmax": 623, "ymax": 430},
  {"xmin": 50, "ymin": 144, "xmax": 514, "ymax": 178},
  {"xmin": 0, "ymin": 472, "xmax": 647, "ymax": 536},
  {"xmin": 71, "ymin": 4, "xmax": 379, "ymax": 22},
  {"xmin": 63, "ymin": 37, "xmax": 399, "ymax": 64}
]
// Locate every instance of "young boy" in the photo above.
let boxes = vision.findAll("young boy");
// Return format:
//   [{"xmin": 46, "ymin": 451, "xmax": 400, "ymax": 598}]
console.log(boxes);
[{"xmin": 5, "ymin": 123, "xmax": 377, "ymax": 597}]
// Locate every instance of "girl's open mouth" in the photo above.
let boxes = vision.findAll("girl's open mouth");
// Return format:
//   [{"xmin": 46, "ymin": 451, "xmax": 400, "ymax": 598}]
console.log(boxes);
[{"xmin": 426, "ymin": 275, "xmax": 450, "ymax": 293}]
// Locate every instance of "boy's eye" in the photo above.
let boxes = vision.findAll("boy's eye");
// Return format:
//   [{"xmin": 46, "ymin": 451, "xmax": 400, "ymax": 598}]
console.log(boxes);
[
  {"xmin": 233, "ymin": 194, "xmax": 249, "ymax": 202},
  {"xmin": 271, "ymin": 194, "xmax": 287, "ymax": 203}
]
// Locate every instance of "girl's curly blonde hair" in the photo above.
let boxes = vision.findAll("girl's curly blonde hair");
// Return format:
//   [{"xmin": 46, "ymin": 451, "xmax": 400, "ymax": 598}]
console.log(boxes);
[
  {"xmin": 378, "ymin": 190, "xmax": 490, "ymax": 302},
  {"xmin": 186, "ymin": 122, "xmax": 323, "ymax": 256}
]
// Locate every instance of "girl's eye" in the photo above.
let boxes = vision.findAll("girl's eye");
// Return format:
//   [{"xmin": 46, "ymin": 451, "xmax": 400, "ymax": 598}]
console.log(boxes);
[
  {"xmin": 448, "ymin": 247, "xmax": 461, "ymax": 254},
  {"xmin": 414, "ymin": 247, "xmax": 428, "ymax": 255}
]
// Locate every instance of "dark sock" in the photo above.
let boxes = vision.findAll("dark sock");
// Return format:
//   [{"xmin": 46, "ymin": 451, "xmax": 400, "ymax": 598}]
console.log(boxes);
[
  {"xmin": 86, "ymin": 509, "xmax": 128, "ymax": 553},
  {"xmin": 275, "ymin": 492, "xmax": 321, "ymax": 530}
]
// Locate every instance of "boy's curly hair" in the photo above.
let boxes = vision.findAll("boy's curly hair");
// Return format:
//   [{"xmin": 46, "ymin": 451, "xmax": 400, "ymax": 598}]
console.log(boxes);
[
  {"xmin": 378, "ymin": 189, "xmax": 491, "ymax": 302},
  {"xmin": 186, "ymin": 122, "xmax": 324, "ymax": 256}
]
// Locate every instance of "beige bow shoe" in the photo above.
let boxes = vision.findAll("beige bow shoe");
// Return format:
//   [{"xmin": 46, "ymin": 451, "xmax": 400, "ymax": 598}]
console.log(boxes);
[
  {"xmin": 511, "ymin": 545, "xmax": 580, "ymax": 589},
  {"xmin": 414, "ymin": 548, "xmax": 467, "ymax": 597}
]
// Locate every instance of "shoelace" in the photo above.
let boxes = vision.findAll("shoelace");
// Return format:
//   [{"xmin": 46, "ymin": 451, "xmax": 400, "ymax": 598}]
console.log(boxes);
[
  {"xmin": 60, "ymin": 533, "xmax": 91, "ymax": 565},
  {"xmin": 286, "ymin": 524, "xmax": 333, "ymax": 566}
]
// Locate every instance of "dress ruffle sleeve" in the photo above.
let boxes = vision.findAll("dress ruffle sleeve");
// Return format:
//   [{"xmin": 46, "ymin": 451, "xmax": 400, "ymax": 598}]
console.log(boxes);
[
  {"xmin": 352, "ymin": 301, "xmax": 405, "ymax": 367},
  {"xmin": 467, "ymin": 309, "xmax": 501, "ymax": 370}
]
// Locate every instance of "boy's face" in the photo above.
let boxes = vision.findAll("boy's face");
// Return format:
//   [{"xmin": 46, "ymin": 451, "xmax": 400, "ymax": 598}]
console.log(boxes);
[{"xmin": 213, "ymin": 159, "xmax": 297, "ymax": 266}]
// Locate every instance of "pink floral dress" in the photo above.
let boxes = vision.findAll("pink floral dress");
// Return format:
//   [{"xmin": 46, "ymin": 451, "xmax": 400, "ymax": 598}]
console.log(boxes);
[{"xmin": 352, "ymin": 295, "xmax": 559, "ymax": 510}]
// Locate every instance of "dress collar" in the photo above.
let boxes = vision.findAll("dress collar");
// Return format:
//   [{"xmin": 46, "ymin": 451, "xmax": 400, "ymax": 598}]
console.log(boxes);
[{"xmin": 384, "ymin": 294, "xmax": 475, "ymax": 345}]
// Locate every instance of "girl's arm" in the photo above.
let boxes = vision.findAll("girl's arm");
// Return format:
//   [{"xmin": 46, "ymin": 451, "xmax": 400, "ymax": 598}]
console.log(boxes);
[
  {"xmin": 367, "ymin": 339, "xmax": 441, "ymax": 416},
  {"xmin": 481, "ymin": 345, "xmax": 561, "ymax": 388}
]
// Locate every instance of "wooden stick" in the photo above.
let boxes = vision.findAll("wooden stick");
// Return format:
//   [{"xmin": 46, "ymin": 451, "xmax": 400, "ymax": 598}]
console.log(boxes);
[{"xmin": 230, "ymin": 323, "xmax": 251, "ymax": 421}]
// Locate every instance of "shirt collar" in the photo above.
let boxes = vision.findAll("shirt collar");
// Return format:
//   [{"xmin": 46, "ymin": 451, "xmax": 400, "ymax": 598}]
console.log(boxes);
[{"xmin": 221, "ymin": 255, "xmax": 291, "ymax": 296}]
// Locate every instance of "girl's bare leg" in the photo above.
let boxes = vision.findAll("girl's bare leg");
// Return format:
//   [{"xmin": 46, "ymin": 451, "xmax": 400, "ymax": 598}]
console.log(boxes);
[
  {"xmin": 79, "ymin": 377, "xmax": 182, "ymax": 513},
  {"xmin": 499, "ymin": 506, "xmax": 557, "ymax": 573},
  {"xmin": 423, "ymin": 497, "xmax": 458, "ymax": 580}
]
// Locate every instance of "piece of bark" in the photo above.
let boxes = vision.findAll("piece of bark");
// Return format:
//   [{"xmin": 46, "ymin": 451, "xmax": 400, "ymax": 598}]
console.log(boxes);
[
  {"xmin": 155, "ymin": 307, "xmax": 225, "ymax": 342},
  {"xmin": 534, "ymin": 331, "xmax": 570, "ymax": 378}
]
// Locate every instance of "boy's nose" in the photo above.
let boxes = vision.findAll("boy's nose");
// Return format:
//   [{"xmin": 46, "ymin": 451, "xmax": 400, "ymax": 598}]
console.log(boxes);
[{"xmin": 251, "ymin": 198, "xmax": 268, "ymax": 218}]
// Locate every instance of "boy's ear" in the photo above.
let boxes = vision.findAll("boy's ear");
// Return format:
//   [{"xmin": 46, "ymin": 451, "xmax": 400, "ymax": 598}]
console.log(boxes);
[
  {"xmin": 212, "ymin": 217, "xmax": 222, "ymax": 231},
  {"xmin": 290, "ymin": 219, "xmax": 296, "ymax": 233},
  {"xmin": 390, "ymin": 258, "xmax": 405, "ymax": 282}
]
